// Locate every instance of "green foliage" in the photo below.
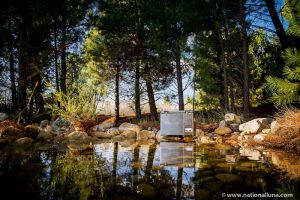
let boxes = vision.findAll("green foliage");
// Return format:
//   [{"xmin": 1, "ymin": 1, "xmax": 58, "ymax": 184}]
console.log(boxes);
[
  {"xmin": 46, "ymin": 70, "xmax": 106, "ymax": 121},
  {"xmin": 49, "ymin": 153, "xmax": 105, "ymax": 199},
  {"xmin": 264, "ymin": 1, "xmax": 300, "ymax": 106}
]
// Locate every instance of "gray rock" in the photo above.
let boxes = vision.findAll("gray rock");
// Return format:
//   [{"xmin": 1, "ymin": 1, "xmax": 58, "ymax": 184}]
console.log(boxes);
[
  {"xmin": 67, "ymin": 131, "xmax": 89, "ymax": 140},
  {"xmin": 107, "ymin": 128, "xmax": 120, "ymax": 136},
  {"xmin": 121, "ymin": 130, "xmax": 137, "ymax": 138},
  {"xmin": 40, "ymin": 120, "xmax": 50, "ymax": 128},
  {"xmin": 225, "ymin": 113, "xmax": 241, "ymax": 124},
  {"xmin": 138, "ymin": 130, "xmax": 155, "ymax": 140},
  {"xmin": 219, "ymin": 120, "xmax": 227, "ymax": 128},
  {"xmin": 89, "ymin": 131, "xmax": 107, "ymax": 138},
  {"xmin": 37, "ymin": 131, "xmax": 53, "ymax": 141},
  {"xmin": 119, "ymin": 122, "xmax": 141, "ymax": 133},
  {"xmin": 239, "ymin": 118, "xmax": 273, "ymax": 134},
  {"xmin": 52, "ymin": 117, "xmax": 70, "ymax": 131},
  {"xmin": 15, "ymin": 137, "xmax": 34, "ymax": 144},
  {"xmin": 229, "ymin": 123, "xmax": 240, "ymax": 132},
  {"xmin": 0, "ymin": 113, "xmax": 8, "ymax": 121},
  {"xmin": 91, "ymin": 122, "xmax": 113, "ymax": 132}
]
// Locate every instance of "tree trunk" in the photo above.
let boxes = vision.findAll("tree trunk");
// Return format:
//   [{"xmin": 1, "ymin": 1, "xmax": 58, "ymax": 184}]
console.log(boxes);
[
  {"xmin": 239, "ymin": 0, "xmax": 250, "ymax": 118},
  {"xmin": 34, "ymin": 60, "xmax": 45, "ymax": 114},
  {"xmin": 144, "ymin": 63, "xmax": 158, "ymax": 121},
  {"xmin": 112, "ymin": 142, "xmax": 118, "ymax": 182},
  {"xmin": 176, "ymin": 167, "xmax": 183, "ymax": 199},
  {"xmin": 229, "ymin": 74, "xmax": 236, "ymax": 113},
  {"xmin": 135, "ymin": 64, "xmax": 142, "ymax": 120},
  {"xmin": 114, "ymin": 64, "xmax": 120, "ymax": 125},
  {"xmin": 132, "ymin": 144, "xmax": 140, "ymax": 188},
  {"xmin": 264, "ymin": 0, "xmax": 289, "ymax": 49},
  {"xmin": 144, "ymin": 143, "xmax": 157, "ymax": 182},
  {"xmin": 175, "ymin": 44, "xmax": 184, "ymax": 111},
  {"xmin": 8, "ymin": 18, "xmax": 17, "ymax": 108},
  {"xmin": 18, "ymin": 16, "xmax": 28, "ymax": 112},
  {"xmin": 60, "ymin": 13, "xmax": 67, "ymax": 95},
  {"xmin": 217, "ymin": 26, "xmax": 229, "ymax": 112}
]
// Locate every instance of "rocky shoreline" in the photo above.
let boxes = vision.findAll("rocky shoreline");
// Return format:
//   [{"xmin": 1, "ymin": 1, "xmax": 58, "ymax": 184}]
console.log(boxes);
[{"xmin": 0, "ymin": 112, "xmax": 296, "ymax": 155}]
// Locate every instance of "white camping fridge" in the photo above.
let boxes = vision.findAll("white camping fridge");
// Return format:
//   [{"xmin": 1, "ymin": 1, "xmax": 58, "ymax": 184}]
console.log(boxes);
[{"xmin": 160, "ymin": 111, "xmax": 194, "ymax": 136}]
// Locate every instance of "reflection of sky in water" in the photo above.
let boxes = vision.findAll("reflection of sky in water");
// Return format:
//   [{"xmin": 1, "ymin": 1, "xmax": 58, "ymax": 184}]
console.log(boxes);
[{"xmin": 94, "ymin": 142, "xmax": 196, "ymax": 198}]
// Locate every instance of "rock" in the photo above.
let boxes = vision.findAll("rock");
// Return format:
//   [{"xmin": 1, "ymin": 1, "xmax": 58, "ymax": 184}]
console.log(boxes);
[
  {"xmin": 91, "ymin": 122, "xmax": 113, "ymax": 132},
  {"xmin": 225, "ymin": 113, "xmax": 241, "ymax": 124},
  {"xmin": 240, "ymin": 162, "xmax": 258, "ymax": 168},
  {"xmin": 119, "ymin": 122, "xmax": 141, "ymax": 134},
  {"xmin": 0, "ymin": 138, "xmax": 9, "ymax": 146},
  {"xmin": 68, "ymin": 143, "xmax": 93, "ymax": 152},
  {"xmin": 225, "ymin": 155, "xmax": 239, "ymax": 163},
  {"xmin": 67, "ymin": 131, "xmax": 89, "ymax": 141},
  {"xmin": 121, "ymin": 130, "xmax": 137, "ymax": 138},
  {"xmin": 196, "ymin": 129, "xmax": 205, "ymax": 137},
  {"xmin": 138, "ymin": 130, "xmax": 155, "ymax": 140},
  {"xmin": 107, "ymin": 128, "xmax": 120, "ymax": 137},
  {"xmin": 112, "ymin": 135, "xmax": 125, "ymax": 142},
  {"xmin": 44, "ymin": 125, "xmax": 53, "ymax": 133},
  {"xmin": 0, "ymin": 113, "xmax": 9, "ymax": 121},
  {"xmin": 216, "ymin": 173, "xmax": 242, "ymax": 183},
  {"xmin": 239, "ymin": 118, "xmax": 273, "ymax": 134},
  {"xmin": 253, "ymin": 134, "xmax": 267, "ymax": 142},
  {"xmin": 24, "ymin": 125, "xmax": 40, "ymax": 139},
  {"xmin": 215, "ymin": 143, "xmax": 232, "ymax": 150},
  {"xmin": 89, "ymin": 131, "xmax": 107, "ymax": 138},
  {"xmin": 0, "ymin": 126, "xmax": 22, "ymax": 138},
  {"xmin": 200, "ymin": 136, "xmax": 214, "ymax": 144},
  {"xmin": 152, "ymin": 127, "xmax": 158, "ymax": 134},
  {"xmin": 15, "ymin": 137, "xmax": 34, "ymax": 145},
  {"xmin": 239, "ymin": 147, "xmax": 262, "ymax": 161},
  {"xmin": 40, "ymin": 120, "xmax": 50, "ymax": 128},
  {"xmin": 270, "ymin": 120, "xmax": 279, "ymax": 133},
  {"xmin": 37, "ymin": 131, "xmax": 53, "ymax": 141},
  {"xmin": 215, "ymin": 127, "xmax": 232, "ymax": 136},
  {"xmin": 262, "ymin": 129, "xmax": 271, "ymax": 134},
  {"xmin": 52, "ymin": 117, "xmax": 70, "ymax": 131},
  {"xmin": 219, "ymin": 120, "xmax": 227, "ymax": 128},
  {"xmin": 229, "ymin": 123, "xmax": 240, "ymax": 132}
]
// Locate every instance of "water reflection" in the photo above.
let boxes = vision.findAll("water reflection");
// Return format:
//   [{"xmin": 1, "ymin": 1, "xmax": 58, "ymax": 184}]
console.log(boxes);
[{"xmin": 0, "ymin": 141, "xmax": 299, "ymax": 199}]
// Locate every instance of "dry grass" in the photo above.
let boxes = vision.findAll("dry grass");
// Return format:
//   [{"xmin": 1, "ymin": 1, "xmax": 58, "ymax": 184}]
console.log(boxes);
[{"xmin": 263, "ymin": 108, "xmax": 300, "ymax": 152}]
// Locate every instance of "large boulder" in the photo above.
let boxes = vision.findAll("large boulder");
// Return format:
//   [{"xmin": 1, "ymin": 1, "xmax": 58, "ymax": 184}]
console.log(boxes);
[
  {"xmin": 119, "ymin": 122, "xmax": 141, "ymax": 134},
  {"xmin": 91, "ymin": 122, "xmax": 113, "ymax": 132},
  {"xmin": 215, "ymin": 127, "xmax": 232, "ymax": 136},
  {"xmin": 121, "ymin": 130, "xmax": 137, "ymax": 139},
  {"xmin": 138, "ymin": 130, "xmax": 155, "ymax": 140},
  {"xmin": 0, "ymin": 113, "xmax": 9, "ymax": 121},
  {"xmin": 225, "ymin": 113, "xmax": 241, "ymax": 124},
  {"xmin": 239, "ymin": 118, "xmax": 273, "ymax": 134},
  {"xmin": 0, "ymin": 126, "xmax": 22, "ymax": 138},
  {"xmin": 52, "ymin": 117, "xmax": 70, "ymax": 132},
  {"xmin": 15, "ymin": 137, "xmax": 34, "ymax": 145},
  {"xmin": 24, "ymin": 125, "xmax": 40, "ymax": 139},
  {"xmin": 37, "ymin": 131, "xmax": 53, "ymax": 141},
  {"xmin": 67, "ymin": 131, "xmax": 90, "ymax": 142}
]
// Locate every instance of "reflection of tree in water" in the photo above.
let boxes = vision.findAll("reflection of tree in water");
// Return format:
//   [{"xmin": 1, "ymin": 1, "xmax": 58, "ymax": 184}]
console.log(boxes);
[
  {"xmin": 0, "ymin": 146, "xmax": 46, "ymax": 199},
  {"xmin": 49, "ymin": 152, "xmax": 106, "ymax": 199}
]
